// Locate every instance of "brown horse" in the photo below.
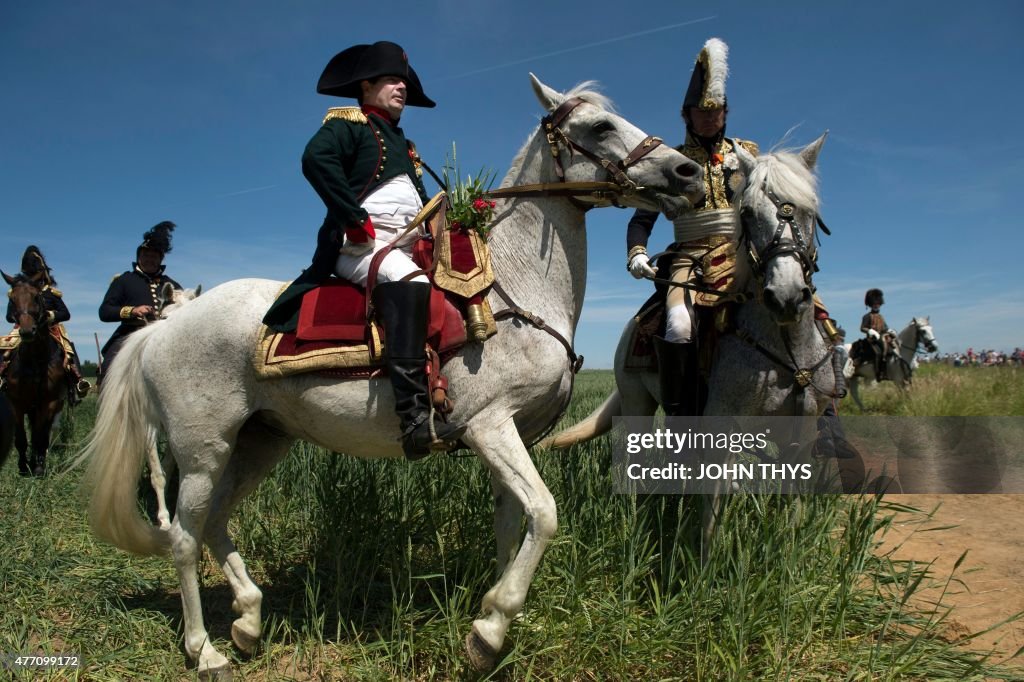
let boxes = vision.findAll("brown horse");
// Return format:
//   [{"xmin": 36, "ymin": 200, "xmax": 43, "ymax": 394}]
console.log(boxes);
[{"xmin": 2, "ymin": 271, "xmax": 69, "ymax": 476}]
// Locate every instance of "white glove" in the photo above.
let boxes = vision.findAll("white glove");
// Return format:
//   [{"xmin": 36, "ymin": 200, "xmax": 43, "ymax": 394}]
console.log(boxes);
[
  {"xmin": 867, "ymin": 329, "xmax": 880, "ymax": 340},
  {"xmin": 887, "ymin": 329, "xmax": 897, "ymax": 337},
  {"xmin": 628, "ymin": 253, "xmax": 658, "ymax": 279},
  {"xmin": 340, "ymin": 239, "xmax": 374, "ymax": 257}
]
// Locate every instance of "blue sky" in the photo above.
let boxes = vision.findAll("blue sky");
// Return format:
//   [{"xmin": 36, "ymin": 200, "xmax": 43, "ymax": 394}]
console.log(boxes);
[{"xmin": 3, "ymin": 1, "xmax": 1022, "ymax": 367}]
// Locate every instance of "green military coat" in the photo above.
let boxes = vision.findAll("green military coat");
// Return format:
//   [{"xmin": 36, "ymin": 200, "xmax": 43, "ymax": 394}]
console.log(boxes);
[{"xmin": 263, "ymin": 106, "xmax": 430, "ymax": 332}]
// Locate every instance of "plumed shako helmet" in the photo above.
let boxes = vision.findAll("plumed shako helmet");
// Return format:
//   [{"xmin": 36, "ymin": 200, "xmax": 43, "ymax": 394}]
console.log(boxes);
[
  {"xmin": 137, "ymin": 221, "xmax": 176, "ymax": 259},
  {"xmin": 682, "ymin": 37, "xmax": 729, "ymax": 117},
  {"xmin": 316, "ymin": 40, "xmax": 436, "ymax": 108},
  {"xmin": 865, "ymin": 288, "xmax": 884, "ymax": 307}
]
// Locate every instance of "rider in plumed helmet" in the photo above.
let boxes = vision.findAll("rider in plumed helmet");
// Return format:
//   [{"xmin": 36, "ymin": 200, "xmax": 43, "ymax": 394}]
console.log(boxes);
[
  {"xmin": 262, "ymin": 40, "xmax": 464, "ymax": 460},
  {"xmin": 621, "ymin": 38, "xmax": 757, "ymax": 415},
  {"xmin": 98, "ymin": 221, "xmax": 182, "ymax": 380},
  {"xmin": 1, "ymin": 246, "xmax": 91, "ymax": 403},
  {"xmin": 622, "ymin": 37, "xmax": 841, "ymax": 418}
]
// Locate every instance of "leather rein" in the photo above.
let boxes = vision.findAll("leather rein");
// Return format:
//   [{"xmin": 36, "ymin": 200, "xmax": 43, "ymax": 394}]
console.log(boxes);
[{"xmin": 483, "ymin": 96, "xmax": 665, "ymax": 210}]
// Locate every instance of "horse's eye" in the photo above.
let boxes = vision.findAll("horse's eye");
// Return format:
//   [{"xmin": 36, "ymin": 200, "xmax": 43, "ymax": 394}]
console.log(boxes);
[{"xmin": 592, "ymin": 120, "xmax": 615, "ymax": 135}]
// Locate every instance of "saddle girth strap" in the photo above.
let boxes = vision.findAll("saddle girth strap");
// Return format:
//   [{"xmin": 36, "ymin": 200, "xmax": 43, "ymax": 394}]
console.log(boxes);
[{"xmin": 490, "ymin": 281, "xmax": 583, "ymax": 374}]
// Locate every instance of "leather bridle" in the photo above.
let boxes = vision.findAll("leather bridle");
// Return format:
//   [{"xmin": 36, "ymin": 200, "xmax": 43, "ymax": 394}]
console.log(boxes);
[
  {"xmin": 8, "ymin": 282, "xmax": 47, "ymax": 336},
  {"xmin": 485, "ymin": 96, "xmax": 666, "ymax": 209},
  {"xmin": 742, "ymin": 180, "xmax": 821, "ymax": 288},
  {"xmin": 735, "ymin": 182, "xmax": 840, "ymax": 398}
]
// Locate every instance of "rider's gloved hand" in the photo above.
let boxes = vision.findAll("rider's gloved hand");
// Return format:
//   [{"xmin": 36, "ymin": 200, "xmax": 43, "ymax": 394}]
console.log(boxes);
[
  {"xmin": 340, "ymin": 218, "xmax": 376, "ymax": 256},
  {"xmin": 627, "ymin": 248, "xmax": 658, "ymax": 279},
  {"xmin": 867, "ymin": 329, "xmax": 880, "ymax": 340}
]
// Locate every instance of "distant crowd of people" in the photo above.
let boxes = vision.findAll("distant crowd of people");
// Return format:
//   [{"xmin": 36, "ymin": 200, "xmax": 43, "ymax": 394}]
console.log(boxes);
[{"xmin": 921, "ymin": 348, "xmax": 1023, "ymax": 367}]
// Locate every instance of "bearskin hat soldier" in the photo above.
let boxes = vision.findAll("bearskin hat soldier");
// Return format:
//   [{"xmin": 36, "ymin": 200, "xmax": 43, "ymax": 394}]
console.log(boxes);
[{"xmin": 98, "ymin": 221, "xmax": 182, "ymax": 381}]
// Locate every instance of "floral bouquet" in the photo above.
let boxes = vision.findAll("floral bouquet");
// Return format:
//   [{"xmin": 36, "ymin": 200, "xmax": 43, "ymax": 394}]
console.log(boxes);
[{"xmin": 443, "ymin": 144, "xmax": 497, "ymax": 240}]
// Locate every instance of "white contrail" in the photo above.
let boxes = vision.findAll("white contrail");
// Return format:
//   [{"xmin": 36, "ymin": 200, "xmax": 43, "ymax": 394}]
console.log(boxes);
[
  {"xmin": 217, "ymin": 184, "xmax": 279, "ymax": 198},
  {"xmin": 436, "ymin": 16, "xmax": 717, "ymax": 82}
]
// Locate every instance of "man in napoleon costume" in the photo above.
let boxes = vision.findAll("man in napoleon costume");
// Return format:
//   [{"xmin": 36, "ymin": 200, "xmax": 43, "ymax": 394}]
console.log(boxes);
[
  {"xmin": 623, "ymin": 37, "xmax": 841, "ymax": 417},
  {"xmin": 98, "ymin": 221, "xmax": 182, "ymax": 381},
  {"xmin": 1, "ymin": 246, "xmax": 91, "ymax": 404},
  {"xmin": 262, "ymin": 41, "xmax": 464, "ymax": 460}
]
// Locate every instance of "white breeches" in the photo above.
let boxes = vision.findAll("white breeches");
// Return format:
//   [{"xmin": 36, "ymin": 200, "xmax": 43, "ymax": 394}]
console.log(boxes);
[
  {"xmin": 333, "ymin": 174, "xmax": 430, "ymax": 286},
  {"xmin": 334, "ymin": 241, "xmax": 428, "ymax": 286}
]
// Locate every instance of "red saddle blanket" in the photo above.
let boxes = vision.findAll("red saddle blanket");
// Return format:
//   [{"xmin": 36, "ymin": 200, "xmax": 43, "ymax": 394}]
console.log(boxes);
[{"xmin": 256, "ymin": 280, "xmax": 469, "ymax": 379}]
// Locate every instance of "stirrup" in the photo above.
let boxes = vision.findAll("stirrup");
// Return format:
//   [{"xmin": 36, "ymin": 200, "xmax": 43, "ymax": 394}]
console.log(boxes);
[{"xmin": 76, "ymin": 378, "xmax": 92, "ymax": 397}]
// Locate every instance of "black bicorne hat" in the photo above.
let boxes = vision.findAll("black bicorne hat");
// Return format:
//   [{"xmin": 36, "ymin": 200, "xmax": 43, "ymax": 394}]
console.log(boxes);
[
  {"xmin": 316, "ymin": 40, "xmax": 436, "ymax": 108},
  {"xmin": 865, "ymin": 288, "xmax": 884, "ymax": 307},
  {"xmin": 682, "ymin": 37, "xmax": 729, "ymax": 113},
  {"xmin": 138, "ymin": 220, "xmax": 176, "ymax": 256},
  {"xmin": 20, "ymin": 245, "xmax": 54, "ymax": 285}
]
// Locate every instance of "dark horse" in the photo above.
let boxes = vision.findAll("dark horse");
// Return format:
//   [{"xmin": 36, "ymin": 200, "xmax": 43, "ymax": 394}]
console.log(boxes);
[{"xmin": 2, "ymin": 271, "xmax": 69, "ymax": 476}]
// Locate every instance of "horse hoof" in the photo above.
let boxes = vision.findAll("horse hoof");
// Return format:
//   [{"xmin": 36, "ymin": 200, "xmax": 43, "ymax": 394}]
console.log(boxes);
[
  {"xmin": 231, "ymin": 622, "xmax": 259, "ymax": 655},
  {"xmin": 32, "ymin": 465, "xmax": 45, "ymax": 477},
  {"xmin": 464, "ymin": 628, "xmax": 499, "ymax": 671},
  {"xmin": 198, "ymin": 663, "xmax": 234, "ymax": 681}
]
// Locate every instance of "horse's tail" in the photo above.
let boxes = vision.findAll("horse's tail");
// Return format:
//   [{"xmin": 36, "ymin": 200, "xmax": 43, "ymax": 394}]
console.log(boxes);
[
  {"xmin": 74, "ymin": 327, "xmax": 170, "ymax": 556},
  {"xmin": 540, "ymin": 390, "xmax": 621, "ymax": 449}
]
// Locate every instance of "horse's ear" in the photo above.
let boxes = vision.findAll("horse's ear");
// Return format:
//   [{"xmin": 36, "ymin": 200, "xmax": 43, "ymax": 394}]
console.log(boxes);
[
  {"xmin": 731, "ymin": 139, "xmax": 757, "ymax": 179},
  {"xmin": 1, "ymin": 270, "xmax": 15, "ymax": 287},
  {"xmin": 194, "ymin": 284, "xmax": 202, "ymax": 297},
  {"xmin": 530, "ymin": 73, "xmax": 563, "ymax": 113},
  {"xmin": 800, "ymin": 131, "xmax": 828, "ymax": 170},
  {"xmin": 159, "ymin": 281, "xmax": 175, "ymax": 304}
]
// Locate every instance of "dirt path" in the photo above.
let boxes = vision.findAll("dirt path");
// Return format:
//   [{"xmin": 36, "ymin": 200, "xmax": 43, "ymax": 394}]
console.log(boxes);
[{"xmin": 877, "ymin": 494, "xmax": 1024, "ymax": 663}]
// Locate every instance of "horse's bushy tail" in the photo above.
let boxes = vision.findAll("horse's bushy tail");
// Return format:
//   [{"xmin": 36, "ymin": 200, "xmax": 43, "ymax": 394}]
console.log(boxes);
[
  {"xmin": 74, "ymin": 327, "xmax": 170, "ymax": 556},
  {"xmin": 540, "ymin": 390, "xmax": 620, "ymax": 449}
]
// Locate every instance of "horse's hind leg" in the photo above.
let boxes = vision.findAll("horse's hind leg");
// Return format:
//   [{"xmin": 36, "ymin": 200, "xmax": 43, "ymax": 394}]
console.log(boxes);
[
  {"xmin": 145, "ymin": 428, "xmax": 172, "ymax": 530},
  {"xmin": 203, "ymin": 419, "xmax": 293, "ymax": 655},
  {"xmin": 463, "ymin": 415, "xmax": 558, "ymax": 671},
  {"xmin": 168, "ymin": 435, "xmax": 235, "ymax": 678}
]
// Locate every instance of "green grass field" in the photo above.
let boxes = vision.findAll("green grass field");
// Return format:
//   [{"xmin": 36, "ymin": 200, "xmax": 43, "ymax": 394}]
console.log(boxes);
[{"xmin": 0, "ymin": 364, "xmax": 1022, "ymax": 680}]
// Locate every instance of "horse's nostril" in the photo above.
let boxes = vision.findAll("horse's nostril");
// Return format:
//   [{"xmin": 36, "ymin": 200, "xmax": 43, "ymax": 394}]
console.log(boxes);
[{"xmin": 676, "ymin": 163, "xmax": 697, "ymax": 178}]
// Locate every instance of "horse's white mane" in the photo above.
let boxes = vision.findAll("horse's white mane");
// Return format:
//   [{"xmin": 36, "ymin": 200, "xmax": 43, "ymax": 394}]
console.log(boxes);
[
  {"xmin": 563, "ymin": 81, "xmax": 615, "ymax": 112},
  {"xmin": 744, "ymin": 150, "xmax": 820, "ymax": 213}
]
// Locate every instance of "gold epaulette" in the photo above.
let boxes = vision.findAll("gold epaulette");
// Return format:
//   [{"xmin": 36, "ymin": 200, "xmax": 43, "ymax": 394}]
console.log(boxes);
[
  {"xmin": 110, "ymin": 273, "xmax": 121, "ymax": 283},
  {"xmin": 323, "ymin": 107, "xmax": 368, "ymax": 125},
  {"xmin": 735, "ymin": 138, "xmax": 760, "ymax": 156},
  {"xmin": 47, "ymin": 286, "xmax": 63, "ymax": 297}
]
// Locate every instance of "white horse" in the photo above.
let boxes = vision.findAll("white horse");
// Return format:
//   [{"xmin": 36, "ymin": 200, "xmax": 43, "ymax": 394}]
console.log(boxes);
[
  {"xmin": 74, "ymin": 75, "xmax": 704, "ymax": 678},
  {"xmin": 845, "ymin": 316, "xmax": 937, "ymax": 410},
  {"xmin": 547, "ymin": 134, "xmax": 833, "ymax": 445},
  {"xmin": 542, "ymin": 135, "xmax": 835, "ymax": 549}
]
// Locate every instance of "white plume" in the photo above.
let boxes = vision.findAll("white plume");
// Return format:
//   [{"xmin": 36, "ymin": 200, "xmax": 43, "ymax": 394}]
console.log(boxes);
[{"xmin": 701, "ymin": 38, "xmax": 729, "ymax": 107}]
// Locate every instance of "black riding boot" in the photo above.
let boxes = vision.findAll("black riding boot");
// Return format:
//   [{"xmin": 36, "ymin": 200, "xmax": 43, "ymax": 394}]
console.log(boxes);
[
  {"xmin": 653, "ymin": 336, "xmax": 702, "ymax": 417},
  {"xmin": 66, "ymin": 344, "xmax": 91, "ymax": 406},
  {"xmin": 373, "ymin": 281, "xmax": 466, "ymax": 460}
]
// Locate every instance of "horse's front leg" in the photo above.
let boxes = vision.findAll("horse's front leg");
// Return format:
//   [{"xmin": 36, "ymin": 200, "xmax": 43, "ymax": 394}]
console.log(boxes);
[
  {"xmin": 490, "ymin": 475, "xmax": 524, "ymax": 580},
  {"xmin": 463, "ymin": 415, "xmax": 558, "ymax": 671},
  {"xmin": 13, "ymin": 408, "xmax": 29, "ymax": 476},
  {"xmin": 29, "ymin": 405, "xmax": 58, "ymax": 476}
]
